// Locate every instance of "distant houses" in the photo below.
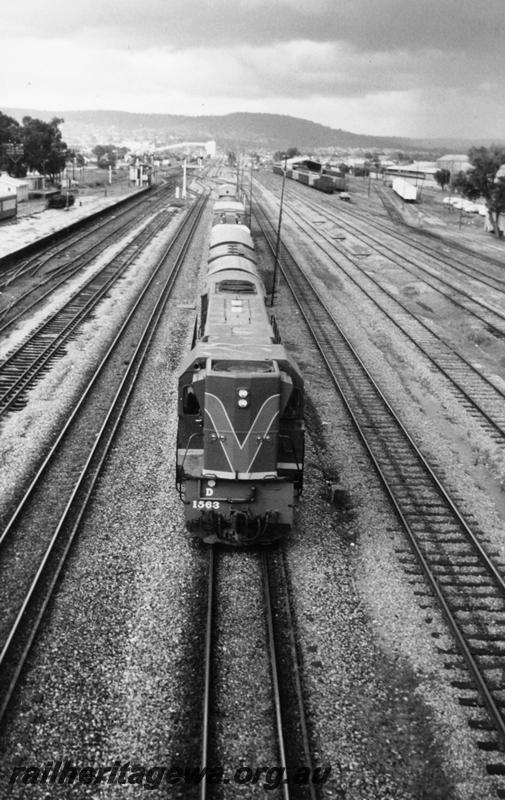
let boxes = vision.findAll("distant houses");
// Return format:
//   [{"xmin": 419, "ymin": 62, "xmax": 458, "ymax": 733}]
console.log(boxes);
[
  {"xmin": 435, "ymin": 154, "xmax": 472, "ymax": 177},
  {"xmin": 0, "ymin": 173, "xmax": 29, "ymax": 220}
]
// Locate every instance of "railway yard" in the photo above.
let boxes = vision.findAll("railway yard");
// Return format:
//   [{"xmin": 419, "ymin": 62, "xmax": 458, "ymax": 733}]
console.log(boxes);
[{"xmin": 1, "ymin": 163, "xmax": 505, "ymax": 799}]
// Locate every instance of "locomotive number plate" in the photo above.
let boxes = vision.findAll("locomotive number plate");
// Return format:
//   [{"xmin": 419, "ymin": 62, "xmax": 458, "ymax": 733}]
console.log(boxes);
[{"xmin": 193, "ymin": 500, "xmax": 221, "ymax": 510}]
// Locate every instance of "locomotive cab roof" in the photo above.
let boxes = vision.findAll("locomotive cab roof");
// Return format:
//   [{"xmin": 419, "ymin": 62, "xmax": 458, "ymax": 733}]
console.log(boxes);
[
  {"xmin": 202, "ymin": 280, "xmax": 270, "ymax": 341},
  {"xmin": 178, "ymin": 342, "xmax": 303, "ymax": 383}
]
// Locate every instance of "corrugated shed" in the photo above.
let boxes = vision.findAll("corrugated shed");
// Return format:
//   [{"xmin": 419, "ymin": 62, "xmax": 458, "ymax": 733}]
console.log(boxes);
[{"xmin": 0, "ymin": 173, "xmax": 29, "ymax": 202}]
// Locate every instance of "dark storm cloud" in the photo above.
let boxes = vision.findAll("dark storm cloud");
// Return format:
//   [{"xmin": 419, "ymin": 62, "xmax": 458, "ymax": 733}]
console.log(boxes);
[
  {"xmin": 8, "ymin": 0, "xmax": 505, "ymax": 56},
  {"xmin": 229, "ymin": 36, "xmax": 502, "ymax": 102},
  {"xmin": 3, "ymin": 0, "xmax": 504, "ymax": 136}
]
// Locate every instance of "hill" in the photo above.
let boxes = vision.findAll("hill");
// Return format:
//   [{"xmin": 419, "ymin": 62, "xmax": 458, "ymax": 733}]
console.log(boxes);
[
  {"xmin": 3, "ymin": 107, "xmax": 410, "ymax": 150},
  {"xmin": 3, "ymin": 107, "xmax": 501, "ymax": 153}
]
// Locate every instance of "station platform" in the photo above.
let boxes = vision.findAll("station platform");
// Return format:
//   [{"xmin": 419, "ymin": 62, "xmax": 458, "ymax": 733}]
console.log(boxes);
[{"xmin": 0, "ymin": 186, "xmax": 144, "ymax": 261}]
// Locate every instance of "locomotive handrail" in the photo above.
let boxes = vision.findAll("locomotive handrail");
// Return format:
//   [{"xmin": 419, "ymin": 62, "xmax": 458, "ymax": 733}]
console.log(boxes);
[
  {"xmin": 278, "ymin": 432, "xmax": 304, "ymax": 493},
  {"xmin": 176, "ymin": 431, "xmax": 203, "ymax": 497},
  {"xmin": 269, "ymin": 313, "xmax": 282, "ymax": 343},
  {"xmin": 191, "ymin": 314, "xmax": 199, "ymax": 349}
]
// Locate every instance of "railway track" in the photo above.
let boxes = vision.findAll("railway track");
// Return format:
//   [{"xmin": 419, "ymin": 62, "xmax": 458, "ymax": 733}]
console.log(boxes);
[
  {"xmin": 0, "ymin": 185, "xmax": 153, "ymax": 293},
  {"xmin": 255, "ymin": 189, "xmax": 505, "ymax": 445},
  {"xmin": 373, "ymin": 184, "xmax": 505, "ymax": 274},
  {"xmin": 300, "ymin": 199, "xmax": 504, "ymax": 329},
  {"xmin": 284, "ymin": 185, "xmax": 505, "ymax": 335},
  {"xmin": 0, "ymin": 193, "xmax": 207, "ymax": 727},
  {"xmin": 254, "ymin": 199, "xmax": 505, "ymax": 795},
  {"xmin": 0, "ymin": 172, "xmax": 182, "ymax": 289},
  {"xmin": 199, "ymin": 546, "xmax": 320, "ymax": 800},
  {"xmin": 0, "ymin": 197, "xmax": 181, "ymax": 416},
  {"xmin": 0, "ymin": 183, "xmax": 176, "ymax": 333},
  {"xmin": 270, "ymin": 172, "xmax": 505, "ymax": 286}
]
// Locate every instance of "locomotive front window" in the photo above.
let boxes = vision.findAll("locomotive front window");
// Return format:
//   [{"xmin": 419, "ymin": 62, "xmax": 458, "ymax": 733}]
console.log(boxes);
[
  {"xmin": 211, "ymin": 360, "xmax": 274, "ymax": 373},
  {"xmin": 182, "ymin": 385, "xmax": 201, "ymax": 414}
]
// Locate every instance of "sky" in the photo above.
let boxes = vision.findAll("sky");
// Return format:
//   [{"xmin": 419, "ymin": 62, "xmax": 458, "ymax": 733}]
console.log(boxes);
[{"xmin": 2, "ymin": 0, "xmax": 505, "ymax": 139}]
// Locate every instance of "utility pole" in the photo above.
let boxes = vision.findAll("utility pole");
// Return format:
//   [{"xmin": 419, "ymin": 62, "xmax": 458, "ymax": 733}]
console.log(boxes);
[
  {"xmin": 182, "ymin": 158, "xmax": 187, "ymax": 199},
  {"xmin": 248, "ymin": 157, "xmax": 254, "ymax": 227},
  {"xmin": 270, "ymin": 153, "xmax": 288, "ymax": 306},
  {"xmin": 65, "ymin": 167, "xmax": 71, "ymax": 210}
]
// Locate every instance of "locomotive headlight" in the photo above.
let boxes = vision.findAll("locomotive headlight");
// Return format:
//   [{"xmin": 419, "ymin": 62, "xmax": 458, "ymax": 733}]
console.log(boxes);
[{"xmin": 237, "ymin": 388, "xmax": 249, "ymax": 408}]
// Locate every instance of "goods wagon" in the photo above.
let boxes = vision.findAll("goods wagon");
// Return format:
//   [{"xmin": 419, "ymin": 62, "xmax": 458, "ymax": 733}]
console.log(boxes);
[{"xmin": 393, "ymin": 177, "xmax": 418, "ymax": 202}]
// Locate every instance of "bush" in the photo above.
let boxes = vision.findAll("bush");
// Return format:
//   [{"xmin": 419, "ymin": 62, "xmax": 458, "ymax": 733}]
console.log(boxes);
[{"xmin": 46, "ymin": 193, "xmax": 75, "ymax": 209}]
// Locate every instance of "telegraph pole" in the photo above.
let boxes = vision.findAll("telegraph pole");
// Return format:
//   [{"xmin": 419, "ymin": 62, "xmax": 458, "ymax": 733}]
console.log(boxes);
[
  {"xmin": 182, "ymin": 158, "xmax": 187, "ymax": 199},
  {"xmin": 248, "ymin": 157, "xmax": 254, "ymax": 227},
  {"xmin": 270, "ymin": 153, "xmax": 288, "ymax": 306}
]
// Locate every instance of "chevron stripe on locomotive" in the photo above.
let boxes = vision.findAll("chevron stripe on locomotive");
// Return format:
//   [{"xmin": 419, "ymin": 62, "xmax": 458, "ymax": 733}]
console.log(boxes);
[{"xmin": 176, "ymin": 190, "xmax": 304, "ymax": 545}]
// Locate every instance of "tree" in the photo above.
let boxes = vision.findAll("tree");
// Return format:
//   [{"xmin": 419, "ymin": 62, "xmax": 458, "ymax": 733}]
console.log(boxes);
[
  {"xmin": 370, "ymin": 154, "xmax": 381, "ymax": 174},
  {"xmin": 92, "ymin": 144, "xmax": 117, "ymax": 169},
  {"xmin": 286, "ymin": 146, "xmax": 300, "ymax": 159},
  {"xmin": 0, "ymin": 111, "xmax": 22, "ymax": 174},
  {"xmin": 22, "ymin": 116, "xmax": 69, "ymax": 181},
  {"xmin": 456, "ymin": 145, "xmax": 505, "ymax": 237},
  {"xmin": 451, "ymin": 170, "xmax": 469, "ymax": 193},
  {"xmin": 273, "ymin": 146, "xmax": 300, "ymax": 162},
  {"xmin": 0, "ymin": 111, "xmax": 20, "ymax": 145},
  {"xmin": 434, "ymin": 168, "xmax": 451, "ymax": 191}
]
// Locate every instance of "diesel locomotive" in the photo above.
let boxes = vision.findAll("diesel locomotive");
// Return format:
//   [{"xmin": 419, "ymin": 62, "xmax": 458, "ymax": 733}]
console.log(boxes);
[{"xmin": 176, "ymin": 190, "xmax": 304, "ymax": 545}]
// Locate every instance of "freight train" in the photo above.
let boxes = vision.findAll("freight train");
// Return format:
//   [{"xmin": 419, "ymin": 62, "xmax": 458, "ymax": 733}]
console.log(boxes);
[
  {"xmin": 176, "ymin": 189, "xmax": 305, "ymax": 545},
  {"xmin": 273, "ymin": 162, "xmax": 346, "ymax": 194}
]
